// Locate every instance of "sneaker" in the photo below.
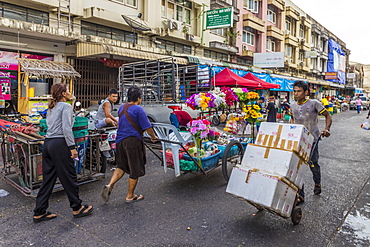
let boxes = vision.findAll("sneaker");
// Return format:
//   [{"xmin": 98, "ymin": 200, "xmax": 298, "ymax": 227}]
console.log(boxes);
[{"xmin": 314, "ymin": 183, "xmax": 321, "ymax": 195}]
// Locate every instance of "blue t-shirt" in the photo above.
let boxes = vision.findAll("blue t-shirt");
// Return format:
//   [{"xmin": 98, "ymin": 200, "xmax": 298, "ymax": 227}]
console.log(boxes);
[{"xmin": 116, "ymin": 104, "xmax": 152, "ymax": 143}]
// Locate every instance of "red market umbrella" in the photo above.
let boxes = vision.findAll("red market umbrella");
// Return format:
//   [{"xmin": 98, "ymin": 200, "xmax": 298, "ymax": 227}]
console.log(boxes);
[
  {"xmin": 243, "ymin": 72, "xmax": 280, "ymax": 89},
  {"xmin": 210, "ymin": 68, "xmax": 260, "ymax": 88}
]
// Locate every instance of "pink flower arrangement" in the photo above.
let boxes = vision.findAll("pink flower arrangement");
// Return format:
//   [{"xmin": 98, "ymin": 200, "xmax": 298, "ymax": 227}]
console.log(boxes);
[
  {"xmin": 187, "ymin": 119, "xmax": 211, "ymax": 139},
  {"xmin": 221, "ymin": 87, "xmax": 239, "ymax": 106}
]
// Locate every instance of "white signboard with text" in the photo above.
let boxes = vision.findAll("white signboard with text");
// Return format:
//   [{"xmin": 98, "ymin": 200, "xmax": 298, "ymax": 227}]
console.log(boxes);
[{"xmin": 253, "ymin": 52, "xmax": 284, "ymax": 68}]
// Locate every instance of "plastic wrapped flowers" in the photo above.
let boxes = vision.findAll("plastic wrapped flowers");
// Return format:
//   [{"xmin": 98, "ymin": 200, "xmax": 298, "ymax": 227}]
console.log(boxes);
[
  {"xmin": 221, "ymin": 87, "xmax": 239, "ymax": 106},
  {"xmin": 232, "ymin": 88, "xmax": 249, "ymax": 102},
  {"xmin": 243, "ymin": 104, "xmax": 263, "ymax": 124},
  {"xmin": 187, "ymin": 119, "xmax": 211, "ymax": 140},
  {"xmin": 186, "ymin": 92, "xmax": 225, "ymax": 111}
]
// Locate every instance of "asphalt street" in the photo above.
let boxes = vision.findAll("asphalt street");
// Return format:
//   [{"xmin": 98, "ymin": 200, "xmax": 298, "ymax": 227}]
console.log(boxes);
[{"xmin": 1, "ymin": 109, "xmax": 370, "ymax": 247}]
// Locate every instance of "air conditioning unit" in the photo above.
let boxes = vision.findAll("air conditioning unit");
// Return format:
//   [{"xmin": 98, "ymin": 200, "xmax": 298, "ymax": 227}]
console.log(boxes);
[
  {"xmin": 300, "ymin": 62, "xmax": 306, "ymax": 67},
  {"xmin": 300, "ymin": 38, "xmax": 306, "ymax": 43},
  {"xmin": 168, "ymin": 20, "xmax": 178, "ymax": 31},
  {"xmin": 242, "ymin": 45, "xmax": 249, "ymax": 51},
  {"xmin": 285, "ymin": 30, "xmax": 291, "ymax": 35}
]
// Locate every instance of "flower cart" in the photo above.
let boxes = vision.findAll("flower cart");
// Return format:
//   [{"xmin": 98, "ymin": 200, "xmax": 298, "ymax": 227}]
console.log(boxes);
[
  {"xmin": 148, "ymin": 88, "xmax": 263, "ymax": 181},
  {"xmin": 149, "ymin": 121, "xmax": 245, "ymax": 182}
]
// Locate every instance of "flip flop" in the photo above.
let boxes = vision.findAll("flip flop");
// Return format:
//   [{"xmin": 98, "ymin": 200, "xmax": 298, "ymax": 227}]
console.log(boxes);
[
  {"xmin": 33, "ymin": 211, "xmax": 57, "ymax": 223},
  {"xmin": 101, "ymin": 185, "xmax": 111, "ymax": 202},
  {"xmin": 125, "ymin": 195, "xmax": 144, "ymax": 204},
  {"xmin": 73, "ymin": 205, "xmax": 93, "ymax": 218}
]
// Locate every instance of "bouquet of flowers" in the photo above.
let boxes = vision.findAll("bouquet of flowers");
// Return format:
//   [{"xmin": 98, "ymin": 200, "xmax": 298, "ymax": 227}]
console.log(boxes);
[
  {"xmin": 246, "ymin": 91, "xmax": 260, "ymax": 101},
  {"xmin": 186, "ymin": 119, "xmax": 211, "ymax": 166},
  {"xmin": 243, "ymin": 104, "xmax": 262, "ymax": 124},
  {"xmin": 209, "ymin": 87, "xmax": 226, "ymax": 108},
  {"xmin": 221, "ymin": 87, "xmax": 239, "ymax": 106},
  {"xmin": 232, "ymin": 88, "xmax": 249, "ymax": 102},
  {"xmin": 186, "ymin": 92, "xmax": 219, "ymax": 111}
]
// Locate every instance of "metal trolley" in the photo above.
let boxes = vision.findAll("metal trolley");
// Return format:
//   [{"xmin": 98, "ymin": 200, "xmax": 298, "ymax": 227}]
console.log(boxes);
[
  {"xmin": 146, "ymin": 123, "xmax": 246, "ymax": 182},
  {"xmin": 0, "ymin": 129, "xmax": 105, "ymax": 197}
]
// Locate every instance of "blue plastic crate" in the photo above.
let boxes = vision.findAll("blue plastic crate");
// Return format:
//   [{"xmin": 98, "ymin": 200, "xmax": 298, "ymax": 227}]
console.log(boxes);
[
  {"xmin": 182, "ymin": 151, "xmax": 221, "ymax": 172},
  {"xmin": 217, "ymin": 144, "xmax": 239, "ymax": 158}
]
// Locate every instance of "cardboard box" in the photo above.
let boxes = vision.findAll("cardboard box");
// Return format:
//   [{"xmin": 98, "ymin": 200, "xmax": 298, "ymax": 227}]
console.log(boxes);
[
  {"xmin": 226, "ymin": 166, "xmax": 298, "ymax": 218},
  {"xmin": 255, "ymin": 122, "xmax": 314, "ymax": 162},
  {"xmin": 241, "ymin": 144, "xmax": 308, "ymax": 188}
]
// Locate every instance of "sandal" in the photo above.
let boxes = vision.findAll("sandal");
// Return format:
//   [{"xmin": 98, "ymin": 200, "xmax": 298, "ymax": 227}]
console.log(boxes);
[
  {"xmin": 33, "ymin": 211, "xmax": 57, "ymax": 223},
  {"xmin": 73, "ymin": 205, "xmax": 93, "ymax": 218},
  {"xmin": 314, "ymin": 183, "xmax": 322, "ymax": 195},
  {"xmin": 125, "ymin": 194, "xmax": 144, "ymax": 204},
  {"xmin": 101, "ymin": 185, "xmax": 112, "ymax": 203}
]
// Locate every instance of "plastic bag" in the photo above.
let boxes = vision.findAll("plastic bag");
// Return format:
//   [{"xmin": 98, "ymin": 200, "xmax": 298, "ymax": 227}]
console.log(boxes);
[{"xmin": 361, "ymin": 119, "xmax": 370, "ymax": 130}]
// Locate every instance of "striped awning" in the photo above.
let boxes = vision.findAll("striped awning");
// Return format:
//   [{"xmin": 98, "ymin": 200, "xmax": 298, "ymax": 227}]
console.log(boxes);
[
  {"xmin": 77, "ymin": 43, "xmax": 188, "ymax": 65},
  {"xmin": 16, "ymin": 58, "xmax": 81, "ymax": 78}
]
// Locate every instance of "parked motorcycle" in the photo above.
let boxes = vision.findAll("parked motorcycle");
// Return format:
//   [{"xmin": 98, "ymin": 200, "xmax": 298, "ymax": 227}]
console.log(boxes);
[{"xmin": 84, "ymin": 105, "xmax": 117, "ymax": 173}]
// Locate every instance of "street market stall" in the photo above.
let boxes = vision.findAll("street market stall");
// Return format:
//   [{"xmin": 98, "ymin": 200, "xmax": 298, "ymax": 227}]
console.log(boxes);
[
  {"xmin": 1, "ymin": 58, "xmax": 105, "ymax": 197},
  {"xmin": 16, "ymin": 58, "xmax": 80, "ymax": 123},
  {"xmin": 149, "ymin": 87, "xmax": 264, "ymax": 181}
]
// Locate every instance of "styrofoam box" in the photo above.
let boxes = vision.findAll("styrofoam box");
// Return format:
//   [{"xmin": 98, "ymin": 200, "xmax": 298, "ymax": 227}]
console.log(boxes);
[
  {"xmin": 255, "ymin": 122, "xmax": 314, "ymax": 162},
  {"xmin": 241, "ymin": 144, "xmax": 308, "ymax": 188},
  {"xmin": 226, "ymin": 166, "xmax": 297, "ymax": 218}
]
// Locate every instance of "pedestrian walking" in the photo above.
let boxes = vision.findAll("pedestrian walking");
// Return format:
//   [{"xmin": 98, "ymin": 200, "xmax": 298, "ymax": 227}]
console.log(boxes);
[
  {"xmin": 101, "ymin": 86, "xmax": 158, "ymax": 203},
  {"xmin": 33, "ymin": 83, "xmax": 93, "ymax": 223},
  {"xmin": 290, "ymin": 81, "xmax": 332, "ymax": 204},
  {"xmin": 355, "ymin": 96, "xmax": 362, "ymax": 114},
  {"xmin": 266, "ymin": 96, "xmax": 277, "ymax": 122},
  {"xmin": 281, "ymin": 99, "xmax": 290, "ymax": 120}
]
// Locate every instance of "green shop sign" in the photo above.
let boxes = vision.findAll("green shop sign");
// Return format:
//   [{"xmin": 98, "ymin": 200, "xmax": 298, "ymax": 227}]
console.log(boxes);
[{"xmin": 205, "ymin": 7, "xmax": 233, "ymax": 30}]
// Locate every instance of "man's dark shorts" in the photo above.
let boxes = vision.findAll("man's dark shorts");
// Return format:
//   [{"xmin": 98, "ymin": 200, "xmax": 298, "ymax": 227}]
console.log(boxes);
[{"xmin": 116, "ymin": 136, "xmax": 146, "ymax": 179}]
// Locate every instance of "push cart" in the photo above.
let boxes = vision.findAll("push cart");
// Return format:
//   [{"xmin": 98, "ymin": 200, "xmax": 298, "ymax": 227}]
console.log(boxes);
[
  {"xmin": 233, "ymin": 135, "xmax": 322, "ymax": 225},
  {"xmin": 146, "ymin": 123, "xmax": 246, "ymax": 182},
  {"xmin": 0, "ymin": 127, "xmax": 105, "ymax": 197}
]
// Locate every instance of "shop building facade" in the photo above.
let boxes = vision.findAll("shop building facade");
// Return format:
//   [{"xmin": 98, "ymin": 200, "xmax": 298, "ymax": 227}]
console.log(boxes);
[{"xmin": 0, "ymin": 0, "xmax": 354, "ymax": 112}]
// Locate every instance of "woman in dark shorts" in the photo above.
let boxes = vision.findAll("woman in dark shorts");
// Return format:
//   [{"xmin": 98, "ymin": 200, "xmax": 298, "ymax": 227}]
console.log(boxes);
[{"xmin": 101, "ymin": 86, "xmax": 158, "ymax": 203}]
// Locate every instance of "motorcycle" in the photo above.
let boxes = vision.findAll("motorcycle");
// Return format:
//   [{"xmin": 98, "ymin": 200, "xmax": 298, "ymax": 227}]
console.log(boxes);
[{"xmin": 84, "ymin": 105, "xmax": 117, "ymax": 173}]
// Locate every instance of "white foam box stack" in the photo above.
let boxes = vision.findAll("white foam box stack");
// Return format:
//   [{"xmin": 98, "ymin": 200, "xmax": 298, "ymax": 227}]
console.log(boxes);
[
  {"xmin": 226, "ymin": 166, "xmax": 298, "ymax": 218},
  {"xmin": 255, "ymin": 122, "xmax": 314, "ymax": 162},
  {"xmin": 241, "ymin": 144, "xmax": 308, "ymax": 189}
]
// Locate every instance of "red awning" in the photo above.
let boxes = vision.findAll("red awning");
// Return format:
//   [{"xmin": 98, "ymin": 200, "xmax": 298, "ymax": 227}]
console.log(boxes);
[
  {"xmin": 243, "ymin": 72, "xmax": 280, "ymax": 89},
  {"xmin": 210, "ymin": 68, "xmax": 260, "ymax": 88}
]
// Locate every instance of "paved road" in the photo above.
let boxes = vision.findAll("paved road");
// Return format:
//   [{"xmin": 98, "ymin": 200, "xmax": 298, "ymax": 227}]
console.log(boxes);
[{"xmin": 1, "ymin": 110, "xmax": 370, "ymax": 246}]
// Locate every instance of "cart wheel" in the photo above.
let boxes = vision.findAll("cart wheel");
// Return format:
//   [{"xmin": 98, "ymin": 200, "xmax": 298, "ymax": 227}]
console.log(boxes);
[
  {"xmin": 222, "ymin": 140, "xmax": 244, "ymax": 181},
  {"xmin": 291, "ymin": 207, "xmax": 302, "ymax": 225},
  {"xmin": 212, "ymin": 115, "xmax": 220, "ymax": 126}
]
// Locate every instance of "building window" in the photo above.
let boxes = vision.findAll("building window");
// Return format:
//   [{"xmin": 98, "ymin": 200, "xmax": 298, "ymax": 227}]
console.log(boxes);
[
  {"xmin": 0, "ymin": 2, "xmax": 49, "ymax": 25},
  {"xmin": 285, "ymin": 44, "xmax": 292, "ymax": 57},
  {"xmin": 156, "ymin": 39, "xmax": 192, "ymax": 54},
  {"xmin": 298, "ymin": 52, "xmax": 304, "ymax": 62},
  {"xmin": 242, "ymin": 27, "xmax": 255, "ymax": 46},
  {"xmin": 285, "ymin": 17, "xmax": 291, "ymax": 35},
  {"xmin": 267, "ymin": 6, "xmax": 276, "ymax": 23},
  {"xmin": 243, "ymin": 0, "xmax": 259, "ymax": 14},
  {"xmin": 299, "ymin": 24, "xmax": 304, "ymax": 38},
  {"xmin": 126, "ymin": 0, "xmax": 137, "ymax": 7},
  {"xmin": 162, "ymin": 0, "xmax": 192, "ymax": 22},
  {"xmin": 204, "ymin": 49, "xmax": 228, "ymax": 61},
  {"xmin": 267, "ymin": 38, "xmax": 276, "ymax": 52},
  {"xmin": 81, "ymin": 21, "xmax": 136, "ymax": 43},
  {"xmin": 210, "ymin": 28, "xmax": 225, "ymax": 36}
]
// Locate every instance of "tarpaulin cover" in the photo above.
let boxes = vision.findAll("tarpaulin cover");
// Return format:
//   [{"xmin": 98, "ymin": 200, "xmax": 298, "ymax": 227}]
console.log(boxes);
[
  {"xmin": 210, "ymin": 68, "xmax": 261, "ymax": 87},
  {"xmin": 327, "ymin": 39, "xmax": 346, "ymax": 84},
  {"xmin": 243, "ymin": 72, "xmax": 280, "ymax": 89}
]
